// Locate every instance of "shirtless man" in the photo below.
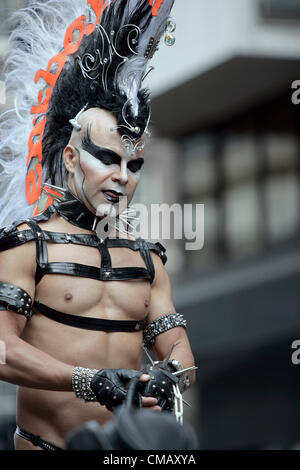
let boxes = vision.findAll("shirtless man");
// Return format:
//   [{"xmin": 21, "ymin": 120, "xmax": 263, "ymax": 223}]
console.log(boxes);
[
  {"xmin": 0, "ymin": 107, "xmax": 195, "ymax": 450},
  {"xmin": 0, "ymin": 0, "xmax": 195, "ymax": 451}
]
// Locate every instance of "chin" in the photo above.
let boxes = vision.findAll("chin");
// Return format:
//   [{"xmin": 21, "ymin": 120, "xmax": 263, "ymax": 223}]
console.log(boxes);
[{"xmin": 96, "ymin": 202, "xmax": 118, "ymax": 218}]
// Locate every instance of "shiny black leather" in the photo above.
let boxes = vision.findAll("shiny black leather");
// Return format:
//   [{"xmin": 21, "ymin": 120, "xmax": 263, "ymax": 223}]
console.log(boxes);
[
  {"xmin": 0, "ymin": 191, "xmax": 167, "ymax": 331},
  {"xmin": 90, "ymin": 369, "xmax": 142, "ymax": 411},
  {"xmin": 140, "ymin": 361, "xmax": 179, "ymax": 412},
  {"xmin": 0, "ymin": 282, "xmax": 33, "ymax": 319},
  {"xmin": 15, "ymin": 426, "xmax": 62, "ymax": 451},
  {"xmin": 33, "ymin": 301, "xmax": 147, "ymax": 332}
]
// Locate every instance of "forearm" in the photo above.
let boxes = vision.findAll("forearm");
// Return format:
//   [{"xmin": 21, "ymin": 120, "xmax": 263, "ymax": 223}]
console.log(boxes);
[
  {"xmin": 152, "ymin": 337, "xmax": 196, "ymax": 389},
  {"xmin": 0, "ymin": 334, "xmax": 74, "ymax": 391},
  {"xmin": 168, "ymin": 342, "xmax": 196, "ymax": 388}
]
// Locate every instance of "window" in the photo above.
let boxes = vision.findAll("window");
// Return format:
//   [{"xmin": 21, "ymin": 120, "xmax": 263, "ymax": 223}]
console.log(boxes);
[{"xmin": 260, "ymin": 0, "xmax": 300, "ymax": 21}]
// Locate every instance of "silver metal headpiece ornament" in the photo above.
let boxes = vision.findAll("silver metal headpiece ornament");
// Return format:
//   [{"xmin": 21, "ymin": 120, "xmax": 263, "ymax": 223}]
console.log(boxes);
[
  {"xmin": 77, "ymin": 23, "xmax": 141, "ymax": 94},
  {"xmin": 69, "ymin": 103, "xmax": 89, "ymax": 131},
  {"xmin": 110, "ymin": 98, "xmax": 152, "ymax": 154}
]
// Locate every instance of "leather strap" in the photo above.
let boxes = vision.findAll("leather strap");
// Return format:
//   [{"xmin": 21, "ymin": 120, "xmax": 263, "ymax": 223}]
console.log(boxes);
[
  {"xmin": 46, "ymin": 262, "xmax": 151, "ymax": 281},
  {"xmin": 16, "ymin": 426, "xmax": 63, "ymax": 451},
  {"xmin": 33, "ymin": 301, "xmax": 147, "ymax": 332},
  {"xmin": 25, "ymin": 219, "xmax": 49, "ymax": 285},
  {"xmin": 136, "ymin": 238, "xmax": 155, "ymax": 284}
]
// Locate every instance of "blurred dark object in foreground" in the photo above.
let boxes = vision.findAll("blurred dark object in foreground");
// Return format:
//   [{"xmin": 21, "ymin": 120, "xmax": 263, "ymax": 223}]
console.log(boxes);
[
  {"xmin": 67, "ymin": 377, "xmax": 198, "ymax": 450},
  {"xmin": 0, "ymin": 419, "xmax": 16, "ymax": 450}
]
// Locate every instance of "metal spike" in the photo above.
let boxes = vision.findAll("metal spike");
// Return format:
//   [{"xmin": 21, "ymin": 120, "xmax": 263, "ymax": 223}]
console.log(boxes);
[
  {"xmin": 120, "ymin": 208, "xmax": 136, "ymax": 214},
  {"xmin": 183, "ymin": 398, "xmax": 192, "ymax": 408},
  {"xmin": 142, "ymin": 345, "xmax": 155, "ymax": 366},
  {"xmin": 162, "ymin": 344, "xmax": 175, "ymax": 367},
  {"xmin": 119, "ymin": 214, "xmax": 138, "ymax": 220},
  {"xmin": 142, "ymin": 65, "xmax": 155, "ymax": 82},
  {"xmin": 172, "ymin": 366, "xmax": 198, "ymax": 376},
  {"xmin": 42, "ymin": 185, "xmax": 65, "ymax": 202},
  {"xmin": 118, "ymin": 218, "xmax": 136, "ymax": 230},
  {"xmin": 43, "ymin": 183, "xmax": 66, "ymax": 194},
  {"xmin": 109, "ymin": 223, "xmax": 130, "ymax": 236}
]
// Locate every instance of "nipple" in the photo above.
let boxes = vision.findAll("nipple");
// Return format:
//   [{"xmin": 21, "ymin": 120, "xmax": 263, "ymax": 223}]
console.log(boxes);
[{"xmin": 64, "ymin": 293, "xmax": 73, "ymax": 301}]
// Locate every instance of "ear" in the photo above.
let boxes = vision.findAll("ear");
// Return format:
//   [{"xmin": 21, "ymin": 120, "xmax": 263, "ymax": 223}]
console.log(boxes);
[{"xmin": 63, "ymin": 145, "xmax": 78, "ymax": 175}]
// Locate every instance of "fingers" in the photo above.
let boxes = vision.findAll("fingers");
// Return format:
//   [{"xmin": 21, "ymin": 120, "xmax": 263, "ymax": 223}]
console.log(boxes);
[
  {"xmin": 141, "ymin": 395, "xmax": 160, "ymax": 407},
  {"xmin": 139, "ymin": 373, "xmax": 150, "ymax": 382},
  {"xmin": 146, "ymin": 405, "xmax": 162, "ymax": 412}
]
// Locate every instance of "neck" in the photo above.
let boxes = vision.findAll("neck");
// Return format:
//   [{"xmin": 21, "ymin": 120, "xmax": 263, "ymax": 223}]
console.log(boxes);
[{"xmin": 54, "ymin": 187, "xmax": 103, "ymax": 231}]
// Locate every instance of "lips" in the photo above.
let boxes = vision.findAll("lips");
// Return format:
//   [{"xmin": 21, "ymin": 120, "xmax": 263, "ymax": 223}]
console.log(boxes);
[
  {"xmin": 102, "ymin": 190, "xmax": 123, "ymax": 203},
  {"xmin": 104, "ymin": 190, "xmax": 123, "ymax": 197}
]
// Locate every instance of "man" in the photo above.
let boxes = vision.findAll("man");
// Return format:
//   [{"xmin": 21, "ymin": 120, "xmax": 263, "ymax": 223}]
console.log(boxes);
[{"xmin": 0, "ymin": 0, "xmax": 195, "ymax": 450}]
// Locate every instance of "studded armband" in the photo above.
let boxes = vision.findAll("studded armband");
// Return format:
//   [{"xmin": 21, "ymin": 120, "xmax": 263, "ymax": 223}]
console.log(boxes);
[
  {"xmin": 0, "ymin": 282, "xmax": 33, "ymax": 320},
  {"xmin": 143, "ymin": 313, "xmax": 187, "ymax": 350}
]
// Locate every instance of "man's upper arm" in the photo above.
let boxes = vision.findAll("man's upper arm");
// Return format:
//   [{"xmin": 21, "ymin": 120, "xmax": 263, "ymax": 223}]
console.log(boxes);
[
  {"xmin": 147, "ymin": 253, "xmax": 189, "ymax": 359},
  {"xmin": 0, "ymin": 223, "xmax": 36, "ymax": 338}
]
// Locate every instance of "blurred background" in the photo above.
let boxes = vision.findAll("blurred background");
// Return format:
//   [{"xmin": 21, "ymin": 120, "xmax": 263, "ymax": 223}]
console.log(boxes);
[{"xmin": 1, "ymin": 0, "xmax": 300, "ymax": 450}]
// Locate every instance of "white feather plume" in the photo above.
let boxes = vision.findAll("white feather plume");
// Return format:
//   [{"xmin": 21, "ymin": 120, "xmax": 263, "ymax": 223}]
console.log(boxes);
[
  {"xmin": 0, "ymin": 0, "xmax": 174, "ymax": 228},
  {"xmin": 116, "ymin": 0, "xmax": 174, "ymax": 116},
  {"xmin": 0, "ymin": 0, "xmax": 88, "ymax": 227}
]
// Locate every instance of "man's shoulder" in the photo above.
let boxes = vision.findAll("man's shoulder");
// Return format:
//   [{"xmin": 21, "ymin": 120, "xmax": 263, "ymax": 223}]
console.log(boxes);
[
  {"xmin": 0, "ymin": 204, "xmax": 56, "ymax": 250},
  {"xmin": 135, "ymin": 237, "xmax": 168, "ymax": 266}
]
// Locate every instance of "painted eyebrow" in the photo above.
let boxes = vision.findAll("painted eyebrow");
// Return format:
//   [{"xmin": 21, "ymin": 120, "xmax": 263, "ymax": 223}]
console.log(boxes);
[
  {"xmin": 81, "ymin": 126, "xmax": 145, "ymax": 169},
  {"xmin": 81, "ymin": 127, "xmax": 122, "ymax": 164}
]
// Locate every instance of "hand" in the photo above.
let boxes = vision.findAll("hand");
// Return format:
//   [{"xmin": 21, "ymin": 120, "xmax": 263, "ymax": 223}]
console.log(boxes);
[
  {"xmin": 90, "ymin": 368, "xmax": 141, "ymax": 411},
  {"xmin": 139, "ymin": 361, "xmax": 179, "ymax": 412},
  {"xmin": 139, "ymin": 374, "xmax": 162, "ymax": 412}
]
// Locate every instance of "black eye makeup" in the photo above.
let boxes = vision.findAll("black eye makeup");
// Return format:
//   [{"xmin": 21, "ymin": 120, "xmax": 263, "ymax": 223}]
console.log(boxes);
[
  {"xmin": 81, "ymin": 127, "xmax": 121, "ymax": 166},
  {"xmin": 81, "ymin": 126, "xmax": 144, "ymax": 172},
  {"xmin": 127, "ymin": 158, "xmax": 144, "ymax": 173}
]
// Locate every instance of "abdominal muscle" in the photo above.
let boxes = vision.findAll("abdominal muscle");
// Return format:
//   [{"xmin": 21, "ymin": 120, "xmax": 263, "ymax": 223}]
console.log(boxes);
[
  {"xmin": 15, "ymin": 277, "xmax": 148, "ymax": 450},
  {"xmin": 14, "ymin": 218, "xmax": 152, "ymax": 450},
  {"xmin": 15, "ymin": 319, "xmax": 144, "ymax": 450}
]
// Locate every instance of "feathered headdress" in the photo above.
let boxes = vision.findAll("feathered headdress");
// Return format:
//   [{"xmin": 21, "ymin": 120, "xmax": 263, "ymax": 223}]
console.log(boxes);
[{"xmin": 0, "ymin": 0, "xmax": 175, "ymax": 226}]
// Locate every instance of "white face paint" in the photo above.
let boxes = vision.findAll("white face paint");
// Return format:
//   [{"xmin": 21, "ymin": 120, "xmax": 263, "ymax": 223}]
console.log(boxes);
[
  {"xmin": 73, "ymin": 134, "xmax": 144, "ymax": 217},
  {"xmin": 67, "ymin": 108, "xmax": 146, "ymax": 218}
]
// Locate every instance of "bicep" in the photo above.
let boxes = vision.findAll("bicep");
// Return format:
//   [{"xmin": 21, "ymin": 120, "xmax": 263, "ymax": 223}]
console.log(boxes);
[
  {"xmin": 148, "ymin": 255, "xmax": 175, "ymax": 323},
  {"xmin": 0, "ymin": 234, "xmax": 36, "ymax": 339}
]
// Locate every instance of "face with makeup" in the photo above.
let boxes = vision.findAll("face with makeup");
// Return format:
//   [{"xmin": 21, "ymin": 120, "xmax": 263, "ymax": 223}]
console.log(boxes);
[{"xmin": 63, "ymin": 108, "xmax": 145, "ymax": 218}]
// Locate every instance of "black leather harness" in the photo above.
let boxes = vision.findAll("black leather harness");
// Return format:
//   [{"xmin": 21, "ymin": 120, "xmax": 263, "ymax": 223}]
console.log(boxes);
[{"xmin": 0, "ymin": 192, "xmax": 167, "ymax": 333}]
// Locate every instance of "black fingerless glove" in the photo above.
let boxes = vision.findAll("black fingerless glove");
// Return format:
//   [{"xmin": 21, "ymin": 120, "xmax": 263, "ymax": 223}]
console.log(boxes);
[
  {"xmin": 140, "ymin": 360, "xmax": 179, "ymax": 412},
  {"xmin": 90, "ymin": 369, "xmax": 142, "ymax": 412}
]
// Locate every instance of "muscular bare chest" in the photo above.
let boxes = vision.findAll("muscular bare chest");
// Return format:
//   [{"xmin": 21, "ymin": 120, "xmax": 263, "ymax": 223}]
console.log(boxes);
[{"xmin": 36, "ymin": 240, "xmax": 151, "ymax": 321}]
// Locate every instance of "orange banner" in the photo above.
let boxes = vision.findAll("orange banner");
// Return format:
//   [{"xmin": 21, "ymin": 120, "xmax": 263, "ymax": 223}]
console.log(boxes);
[{"xmin": 26, "ymin": 0, "xmax": 110, "ymax": 210}]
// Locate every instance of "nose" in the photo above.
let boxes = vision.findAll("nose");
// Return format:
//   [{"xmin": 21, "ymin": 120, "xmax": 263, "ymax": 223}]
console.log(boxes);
[{"xmin": 111, "ymin": 162, "xmax": 128, "ymax": 185}]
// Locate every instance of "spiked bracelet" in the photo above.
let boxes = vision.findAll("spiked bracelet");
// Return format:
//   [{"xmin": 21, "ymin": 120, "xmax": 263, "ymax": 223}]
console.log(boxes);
[
  {"xmin": 72, "ymin": 367, "xmax": 98, "ymax": 402},
  {"xmin": 143, "ymin": 313, "xmax": 187, "ymax": 350}
]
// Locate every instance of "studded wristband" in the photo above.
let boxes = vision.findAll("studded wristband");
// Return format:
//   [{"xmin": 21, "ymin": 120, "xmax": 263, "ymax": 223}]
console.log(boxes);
[{"xmin": 72, "ymin": 367, "xmax": 98, "ymax": 402}]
